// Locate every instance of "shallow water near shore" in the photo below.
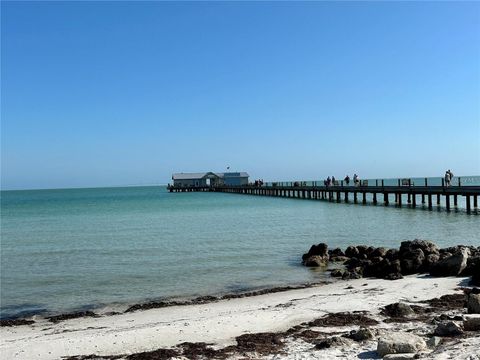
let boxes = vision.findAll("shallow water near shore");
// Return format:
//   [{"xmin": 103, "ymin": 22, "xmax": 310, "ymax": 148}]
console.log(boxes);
[{"xmin": 1, "ymin": 186, "xmax": 479, "ymax": 319}]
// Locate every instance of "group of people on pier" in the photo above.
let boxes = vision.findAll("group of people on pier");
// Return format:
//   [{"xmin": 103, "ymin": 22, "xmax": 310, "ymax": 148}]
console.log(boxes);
[
  {"xmin": 445, "ymin": 170, "xmax": 454, "ymax": 186},
  {"xmin": 253, "ymin": 179, "xmax": 264, "ymax": 187},
  {"xmin": 324, "ymin": 174, "xmax": 360, "ymax": 187}
]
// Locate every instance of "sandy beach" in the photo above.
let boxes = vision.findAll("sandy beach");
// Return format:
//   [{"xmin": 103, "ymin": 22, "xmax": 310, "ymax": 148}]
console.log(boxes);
[{"xmin": 1, "ymin": 275, "xmax": 479, "ymax": 359}]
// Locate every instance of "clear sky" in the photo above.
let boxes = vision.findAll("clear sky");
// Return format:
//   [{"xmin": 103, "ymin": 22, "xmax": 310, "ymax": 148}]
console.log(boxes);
[{"xmin": 1, "ymin": 1, "xmax": 479, "ymax": 190}]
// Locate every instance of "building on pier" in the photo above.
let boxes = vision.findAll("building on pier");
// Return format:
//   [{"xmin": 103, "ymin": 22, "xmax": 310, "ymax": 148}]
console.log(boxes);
[{"xmin": 172, "ymin": 172, "xmax": 249, "ymax": 188}]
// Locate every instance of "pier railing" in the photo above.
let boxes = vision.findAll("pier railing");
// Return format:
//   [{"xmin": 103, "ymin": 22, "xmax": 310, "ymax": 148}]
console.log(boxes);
[
  {"xmin": 262, "ymin": 176, "xmax": 480, "ymax": 188},
  {"xmin": 168, "ymin": 175, "xmax": 480, "ymax": 214}
]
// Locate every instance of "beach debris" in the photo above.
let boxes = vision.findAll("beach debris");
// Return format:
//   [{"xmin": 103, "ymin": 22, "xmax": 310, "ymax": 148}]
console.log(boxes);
[
  {"xmin": 307, "ymin": 312, "xmax": 378, "ymax": 327},
  {"xmin": 0, "ymin": 318, "xmax": 35, "ymax": 327},
  {"xmin": 425, "ymin": 293, "xmax": 466, "ymax": 310},
  {"xmin": 47, "ymin": 311, "xmax": 98, "ymax": 323},
  {"xmin": 376, "ymin": 332, "xmax": 427, "ymax": 357},
  {"xmin": 434, "ymin": 321, "xmax": 464, "ymax": 336},
  {"xmin": 234, "ymin": 332, "xmax": 284, "ymax": 354}
]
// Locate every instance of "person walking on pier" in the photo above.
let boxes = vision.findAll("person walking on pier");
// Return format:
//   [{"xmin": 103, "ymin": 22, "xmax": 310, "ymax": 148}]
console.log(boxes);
[
  {"xmin": 326, "ymin": 176, "xmax": 331, "ymax": 187},
  {"xmin": 344, "ymin": 175, "xmax": 350, "ymax": 185},
  {"xmin": 445, "ymin": 170, "xmax": 454, "ymax": 186},
  {"xmin": 353, "ymin": 174, "xmax": 359, "ymax": 186},
  {"xmin": 332, "ymin": 176, "xmax": 336, "ymax": 186}
]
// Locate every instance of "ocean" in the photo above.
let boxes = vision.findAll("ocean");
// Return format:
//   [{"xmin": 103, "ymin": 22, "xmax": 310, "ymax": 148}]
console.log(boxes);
[{"xmin": 1, "ymin": 185, "xmax": 479, "ymax": 319}]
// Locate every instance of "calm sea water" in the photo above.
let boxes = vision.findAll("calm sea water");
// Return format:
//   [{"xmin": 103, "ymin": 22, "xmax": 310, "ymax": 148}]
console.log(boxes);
[{"xmin": 1, "ymin": 186, "xmax": 479, "ymax": 319}]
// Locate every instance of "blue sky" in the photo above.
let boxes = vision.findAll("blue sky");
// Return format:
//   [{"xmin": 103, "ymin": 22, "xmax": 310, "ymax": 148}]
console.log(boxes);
[{"xmin": 2, "ymin": 1, "xmax": 479, "ymax": 190}]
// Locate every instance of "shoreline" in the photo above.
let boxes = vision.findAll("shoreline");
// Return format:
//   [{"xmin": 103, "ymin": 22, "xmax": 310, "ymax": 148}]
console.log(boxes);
[
  {"xmin": 0, "ymin": 280, "xmax": 332, "ymax": 325},
  {"xmin": 1, "ymin": 274, "xmax": 478, "ymax": 359}
]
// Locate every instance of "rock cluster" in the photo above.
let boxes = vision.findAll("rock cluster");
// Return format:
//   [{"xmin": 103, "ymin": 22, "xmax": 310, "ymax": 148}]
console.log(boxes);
[{"xmin": 302, "ymin": 240, "xmax": 480, "ymax": 283}]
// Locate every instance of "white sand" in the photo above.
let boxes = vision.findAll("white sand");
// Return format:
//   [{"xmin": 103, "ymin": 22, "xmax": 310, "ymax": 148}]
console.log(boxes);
[{"xmin": 0, "ymin": 275, "xmax": 474, "ymax": 359}]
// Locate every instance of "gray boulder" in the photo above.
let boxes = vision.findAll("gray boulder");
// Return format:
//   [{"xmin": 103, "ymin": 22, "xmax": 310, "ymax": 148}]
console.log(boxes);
[
  {"xmin": 377, "ymin": 332, "xmax": 427, "ymax": 356},
  {"xmin": 467, "ymin": 293, "xmax": 480, "ymax": 314},
  {"xmin": 330, "ymin": 269, "xmax": 346, "ymax": 277},
  {"xmin": 383, "ymin": 303, "xmax": 415, "ymax": 318},
  {"xmin": 430, "ymin": 247, "xmax": 470, "ymax": 277},
  {"xmin": 346, "ymin": 327, "xmax": 373, "ymax": 341},
  {"xmin": 400, "ymin": 239, "xmax": 439, "ymax": 256},
  {"xmin": 426, "ymin": 336, "xmax": 442, "ymax": 349},
  {"xmin": 345, "ymin": 246, "xmax": 360, "ymax": 258},
  {"xmin": 434, "ymin": 321, "xmax": 463, "ymax": 336},
  {"xmin": 464, "ymin": 317, "xmax": 480, "ymax": 331},
  {"xmin": 304, "ymin": 255, "xmax": 329, "ymax": 267},
  {"xmin": 401, "ymin": 248, "xmax": 425, "ymax": 275}
]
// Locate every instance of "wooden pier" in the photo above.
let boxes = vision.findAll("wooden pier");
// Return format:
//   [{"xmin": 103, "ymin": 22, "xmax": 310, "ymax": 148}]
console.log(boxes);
[{"xmin": 168, "ymin": 178, "xmax": 480, "ymax": 214}]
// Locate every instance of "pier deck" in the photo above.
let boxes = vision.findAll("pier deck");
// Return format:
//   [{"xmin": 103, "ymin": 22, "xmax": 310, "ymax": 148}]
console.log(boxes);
[{"xmin": 168, "ymin": 178, "xmax": 480, "ymax": 214}]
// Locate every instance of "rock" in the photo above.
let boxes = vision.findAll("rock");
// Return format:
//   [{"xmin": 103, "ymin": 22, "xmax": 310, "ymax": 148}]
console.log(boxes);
[
  {"xmin": 461, "ymin": 256, "xmax": 480, "ymax": 276},
  {"xmin": 346, "ymin": 327, "xmax": 373, "ymax": 341},
  {"xmin": 302, "ymin": 243, "xmax": 329, "ymax": 261},
  {"xmin": 329, "ymin": 256, "xmax": 349, "ymax": 263},
  {"xmin": 471, "ymin": 262, "xmax": 480, "ymax": 286},
  {"xmin": 385, "ymin": 272, "xmax": 404, "ymax": 280},
  {"xmin": 400, "ymin": 248, "xmax": 425, "ymax": 275},
  {"xmin": 426, "ymin": 336, "xmax": 442, "ymax": 349},
  {"xmin": 425, "ymin": 254, "xmax": 440, "ymax": 270},
  {"xmin": 304, "ymin": 255, "xmax": 329, "ymax": 267},
  {"xmin": 345, "ymin": 246, "xmax": 360, "ymax": 258},
  {"xmin": 464, "ymin": 317, "xmax": 480, "ymax": 331},
  {"xmin": 430, "ymin": 247, "xmax": 470, "ymax": 277},
  {"xmin": 314, "ymin": 336, "xmax": 351, "ymax": 349},
  {"xmin": 330, "ymin": 269, "xmax": 346, "ymax": 277},
  {"xmin": 383, "ymin": 303, "xmax": 415, "ymax": 318},
  {"xmin": 383, "ymin": 354, "xmax": 418, "ymax": 360},
  {"xmin": 434, "ymin": 321, "xmax": 463, "ymax": 336},
  {"xmin": 371, "ymin": 247, "xmax": 388, "ymax": 258},
  {"xmin": 385, "ymin": 249, "xmax": 400, "ymax": 261},
  {"xmin": 329, "ymin": 248, "xmax": 345, "ymax": 257},
  {"xmin": 356, "ymin": 245, "xmax": 369, "ymax": 256},
  {"xmin": 400, "ymin": 239, "xmax": 439, "ymax": 256},
  {"xmin": 377, "ymin": 332, "xmax": 426, "ymax": 357},
  {"xmin": 342, "ymin": 268, "xmax": 363, "ymax": 280},
  {"xmin": 467, "ymin": 293, "xmax": 480, "ymax": 314}
]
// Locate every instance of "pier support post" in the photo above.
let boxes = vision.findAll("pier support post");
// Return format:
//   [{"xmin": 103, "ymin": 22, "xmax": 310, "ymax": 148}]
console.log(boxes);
[
  {"xmin": 373, "ymin": 193, "xmax": 377, "ymax": 205},
  {"xmin": 345, "ymin": 192, "xmax": 349, "ymax": 203},
  {"xmin": 454, "ymin": 195, "xmax": 458, "ymax": 207},
  {"xmin": 407, "ymin": 193, "xmax": 411, "ymax": 204},
  {"xmin": 446, "ymin": 195, "xmax": 450, "ymax": 211},
  {"xmin": 384, "ymin": 193, "xmax": 389, "ymax": 205},
  {"xmin": 466, "ymin": 195, "xmax": 471, "ymax": 214},
  {"xmin": 354, "ymin": 192, "xmax": 358, "ymax": 204},
  {"xmin": 436, "ymin": 194, "xmax": 440, "ymax": 205},
  {"xmin": 421, "ymin": 194, "xmax": 425, "ymax": 204},
  {"xmin": 362, "ymin": 192, "xmax": 366, "ymax": 205},
  {"xmin": 336, "ymin": 191, "xmax": 341, "ymax": 203},
  {"xmin": 474, "ymin": 196, "xmax": 478, "ymax": 208},
  {"xmin": 412, "ymin": 194, "xmax": 416, "ymax": 208},
  {"xmin": 398, "ymin": 193, "xmax": 402, "ymax": 207},
  {"xmin": 428, "ymin": 194, "xmax": 432, "ymax": 210}
]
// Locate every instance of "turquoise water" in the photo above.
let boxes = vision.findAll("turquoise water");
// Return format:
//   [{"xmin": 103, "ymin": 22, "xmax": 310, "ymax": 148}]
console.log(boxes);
[{"xmin": 1, "ymin": 186, "xmax": 479, "ymax": 319}]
